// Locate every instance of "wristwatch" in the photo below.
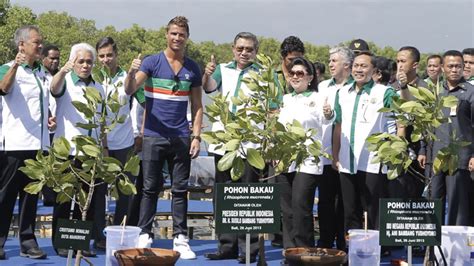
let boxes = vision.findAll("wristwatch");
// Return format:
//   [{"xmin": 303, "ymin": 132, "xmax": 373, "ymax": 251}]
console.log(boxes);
[{"xmin": 192, "ymin": 135, "xmax": 201, "ymax": 142}]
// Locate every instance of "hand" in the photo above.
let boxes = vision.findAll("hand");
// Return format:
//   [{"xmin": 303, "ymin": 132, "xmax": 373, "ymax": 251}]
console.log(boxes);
[
  {"xmin": 60, "ymin": 56, "xmax": 76, "ymax": 74},
  {"xmin": 204, "ymin": 55, "xmax": 217, "ymax": 76},
  {"xmin": 134, "ymin": 135, "xmax": 143, "ymax": 153},
  {"xmin": 129, "ymin": 53, "xmax": 142, "ymax": 75},
  {"xmin": 189, "ymin": 138, "xmax": 200, "ymax": 159},
  {"xmin": 14, "ymin": 51, "xmax": 27, "ymax": 66},
  {"xmin": 323, "ymin": 97, "xmax": 333, "ymax": 119},
  {"xmin": 468, "ymin": 157, "xmax": 474, "ymax": 172},
  {"xmin": 47, "ymin": 116, "xmax": 57, "ymax": 131},
  {"xmin": 331, "ymin": 159, "xmax": 340, "ymax": 172},
  {"xmin": 417, "ymin": 154, "xmax": 426, "ymax": 169},
  {"xmin": 397, "ymin": 70, "xmax": 408, "ymax": 88}
]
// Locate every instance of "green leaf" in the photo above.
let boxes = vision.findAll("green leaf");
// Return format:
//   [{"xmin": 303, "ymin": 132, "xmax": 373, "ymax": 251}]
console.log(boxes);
[
  {"xmin": 84, "ymin": 86, "xmax": 103, "ymax": 103},
  {"xmin": 123, "ymin": 155, "xmax": 140, "ymax": 176},
  {"xmin": 246, "ymin": 148, "xmax": 265, "ymax": 170},
  {"xmin": 224, "ymin": 139, "xmax": 240, "ymax": 151},
  {"xmin": 75, "ymin": 122, "xmax": 98, "ymax": 130},
  {"xmin": 82, "ymin": 145, "xmax": 101, "ymax": 157},
  {"xmin": 19, "ymin": 165, "xmax": 44, "ymax": 180},
  {"xmin": 103, "ymin": 156, "xmax": 123, "ymax": 167},
  {"xmin": 52, "ymin": 137, "xmax": 71, "ymax": 159},
  {"xmin": 72, "ymin": 101, "xmax": 95, "ymax": 118},
  {"xmin": 201, "ymin": 132, "xmax": 218, "ymax": 144},
  {"xmin": 441, "ymin": 96, "xmax": 458, "ymax": 108},
  {"xmin": 231, "ymin": 157, "xmax": 245, "ymax": 181},
  {"xmin": 217, "ymin": 151, "xmax": 237, "ymax": 172},
  {"xmin": 24, "ymin": 181, "xmax": 44, "ymax": 194}
]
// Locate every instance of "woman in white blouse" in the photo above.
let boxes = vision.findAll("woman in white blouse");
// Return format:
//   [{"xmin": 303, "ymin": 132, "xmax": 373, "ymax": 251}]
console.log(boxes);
[{"xmin": 277, "ymin": 57, "xmax": 334, "ymax": 249}]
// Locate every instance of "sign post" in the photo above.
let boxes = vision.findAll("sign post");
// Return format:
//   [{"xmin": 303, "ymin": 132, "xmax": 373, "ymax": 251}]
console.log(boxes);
[
  {"xmin": 215, "ymin": 183, "xmax": 280, "ymax": 265},
  {"xmin": 380, "ymin": 199, "xmax": 442, "ymax": 265},
  {"xmin": 54, "ymin": 218, "xmax": 94, "ymax": 251}
]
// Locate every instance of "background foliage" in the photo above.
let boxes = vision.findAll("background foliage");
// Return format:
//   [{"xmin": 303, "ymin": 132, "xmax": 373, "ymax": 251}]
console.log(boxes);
[{"xmin": 0, "ymin": 2, "xmax": 437, "ymax": 80}]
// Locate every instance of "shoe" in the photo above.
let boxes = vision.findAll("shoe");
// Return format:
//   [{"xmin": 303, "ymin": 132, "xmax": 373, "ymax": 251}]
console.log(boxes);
[
  {"xmin": 237, "ymin": 254, "xmax": 256, "ymax": 264},
  {"xmin": 93, "ymin": 239, "xmax": 106, "ymax": 251},
  {"xmin": 0, "ymin": 247, "xmax": 5, "ymax": 260},
  {"xmin": 138, "ymin": 233, "xmax": 153, "ymax": 248},
  {"xmin": 81, "ymin": 249, "xmax": 97, "ymax": 257},
  {"xmin": 20, "ymin": 247, "xmax": 47, "ymax": 259},
  {"xmin": 204, "ymin": 251, "xmax": 238, "ymax": 260},
  {"xmin": 173, "ymin": 234, "xmax": 196, "ymax": 260},
  {"xmin": 57, "ymin": 248, "xmax": 71, "ymax": 258}
]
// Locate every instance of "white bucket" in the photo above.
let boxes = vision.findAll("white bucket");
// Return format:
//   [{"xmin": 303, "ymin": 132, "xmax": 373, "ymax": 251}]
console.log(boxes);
[
  {"xmin": 104, "ymin": 225, "xmax": 141, "ymax": 266},
  {"xmin": 435, "ymin": 226, "xmax": 474, "ymax": 266},
  {"xmin": 348, "ymin": 229, "xmax": 380, "ymax": 266}
]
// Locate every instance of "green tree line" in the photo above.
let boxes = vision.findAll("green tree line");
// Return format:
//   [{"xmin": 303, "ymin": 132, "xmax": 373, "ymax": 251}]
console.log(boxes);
[{"xmin": 0, "ymin": 2, "xmax": 438, "ymax": 79}]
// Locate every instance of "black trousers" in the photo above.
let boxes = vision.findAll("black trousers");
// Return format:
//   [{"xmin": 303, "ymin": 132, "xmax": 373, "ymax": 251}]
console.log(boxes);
[
  {"xmin": 0, "ymin": 150, "xmax": 40, "ymax": 250},
  {"xmin": 388, "ymin": 161, "xmax": 425, "ymax": 199},
  {"xmin": 138, "ymin": 136, "xmax": 191, "ymax": 237},
  {"xmin": 318, "ymin": 165, "xmax": 345, "ymax": 250},
  {"xmin": 432, "ymin": 169, "xmax": 473, "ymax": 226},
  {"xmin": 212, "ymin": 153, "xmax": 259, "ymax": 257},
  {"xmin": 128, "ymin": 161, "xmax": 143, "ymax": 226},
  {"xmin": 109, "ymin": 146, "xmax": 136, "ymax": 225},
  {"xmin": 339, "ymin": 171, "xmax": 387, "ymax": 231},
  {"xmin": 276, "ymin": 172, "xmax": 318, "ymax": 249}
]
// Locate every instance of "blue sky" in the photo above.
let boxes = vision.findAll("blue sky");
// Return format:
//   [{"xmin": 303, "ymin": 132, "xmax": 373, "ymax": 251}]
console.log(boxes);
[{"xmin": 11, "ymin": 0, "xmax": 474, "ymax": 53}]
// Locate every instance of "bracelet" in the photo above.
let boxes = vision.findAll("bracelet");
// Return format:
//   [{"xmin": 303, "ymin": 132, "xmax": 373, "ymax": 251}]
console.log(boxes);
[{"xmin": 192, "ymin": 136, "xmax": 201, "ymax": 142}]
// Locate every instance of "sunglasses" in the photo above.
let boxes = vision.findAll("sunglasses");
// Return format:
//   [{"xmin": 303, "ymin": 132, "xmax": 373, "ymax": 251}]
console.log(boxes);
[
  {"xmin": 235, "ymin": 46, "xmax": 255, "ymax": 53},
  {"xmin": 172, "ymin": 75, "xmax": 180, "ymax": 92},
  {"xmin": 289, "ymin": 70, "xmax": 306, "ymax": 78}
]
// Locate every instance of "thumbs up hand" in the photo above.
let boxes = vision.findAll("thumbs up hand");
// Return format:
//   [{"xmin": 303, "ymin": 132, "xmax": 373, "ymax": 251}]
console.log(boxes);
[
  {"xmin": 323, "ymin": 96, "xmax": 334, "ymax": 119},
  {"xmin": 14, "ymin": 49, "xmax": 27, "ymax": 66},
  {"xmin": 129, "ymin": 53, "xmax": 142, "ymax": 75},
  {"xmin": 204, "ymin": 54, "xmax": 217, "ymax": 76}
]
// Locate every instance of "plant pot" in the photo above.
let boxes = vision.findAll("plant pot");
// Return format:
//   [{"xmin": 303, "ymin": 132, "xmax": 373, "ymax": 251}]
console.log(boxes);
[
  {"xmin": 283, "ymin": 247, "xmax": 347, "ymax": 266},
  {"xmin": 114, "ymin": 248, "xmax": 180, "ymax": 266}
]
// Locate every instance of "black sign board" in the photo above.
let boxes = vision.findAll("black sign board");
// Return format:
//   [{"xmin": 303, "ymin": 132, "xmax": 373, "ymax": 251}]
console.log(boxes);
[
  {"xmin": 54, "ymin": 219, "xmax": 93, "ymax": 251},
  {"xmin": 215, "ymin": 183, "xmax": 280, "ymax": 234},
  {"xmin": 379, "ymin": 199, "xmax": 442, "ymax": 246}
]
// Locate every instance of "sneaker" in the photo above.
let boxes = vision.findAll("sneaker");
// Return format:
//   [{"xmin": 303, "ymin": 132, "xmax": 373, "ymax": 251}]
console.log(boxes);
[
  {"xmin": 173, "ymin": 234, "xmax": 196, "ymax": 260},
  {"xmin": 20, "ymin": 247, "xmax": 47, "ymax": 259},
  {"xmin": 137, "ymin": 233, "xmax": 152, "ymax": 248}
]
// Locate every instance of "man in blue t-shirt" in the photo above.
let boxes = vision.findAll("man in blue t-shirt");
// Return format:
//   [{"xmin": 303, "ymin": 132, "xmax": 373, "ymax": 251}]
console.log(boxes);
[{"xmin": 125, "ymin": 16, "xmax": 203, "ymax": 260}]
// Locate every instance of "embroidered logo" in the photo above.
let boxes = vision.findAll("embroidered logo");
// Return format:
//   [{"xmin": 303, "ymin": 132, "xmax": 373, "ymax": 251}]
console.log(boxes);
[{"xmin": 185, "ymin": 74, "xmax": 190, "ymax": 80}]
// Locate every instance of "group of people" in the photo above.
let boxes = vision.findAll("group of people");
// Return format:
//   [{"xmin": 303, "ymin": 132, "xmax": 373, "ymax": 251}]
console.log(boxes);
[{"xmin": 0, "ymin": 15, "xmax": 473, "ymax": 264}]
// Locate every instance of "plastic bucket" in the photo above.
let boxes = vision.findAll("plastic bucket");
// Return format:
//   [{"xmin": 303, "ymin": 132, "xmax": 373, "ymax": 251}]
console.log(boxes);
[
  {"xmin": 435, "ymin": 226, "xmax": 474, "ymax": 266},
  {"xmin": 348, "ymin": 229, "xmax": 380, "ymax": 266},
  {"xmin": 104, "ymin": 226, "xmax": 141, "ymax": 266}
]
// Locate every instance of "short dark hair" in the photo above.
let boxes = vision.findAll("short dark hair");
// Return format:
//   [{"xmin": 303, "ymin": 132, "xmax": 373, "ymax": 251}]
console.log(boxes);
[
  {"xmin": 96, "ymin": 36, "xmax": 117, "ymax": 53},
  {"xmin": 313, "ymin": 61, "xmax": 325, "ymax": 75},
  {"xmin": 167, "ymin": 16, "xmax": 189, "ymax": 36},
  {"xmin": 462, "ymin": 48, "xmax": 474, "ymax": 56},
  {"xmin": 443, "ymin": 50, "xmax": 463, "ymax": 62},
  {"xmin": 41, "ymin": 44, "xmax": 59, "ymax": 57},
  {"xmin": 289, "ymin": 57, "xmax": 318, "ymax": 92},
  {"xmin": 280, "ymin": 36, "xmax": 305, "ymax": 58},
  {"xmin": 354, "ymin": 51, "xmax": 377, "ymax": 67},
  {"xmin": 233, "ymin": 32, "xmax": 259, "ymax": 51},
  {"xmin": 399, "ymin": 46, "xmax": 421, "ymax": 62},
  {"xmin": 374, "ymin": 56, "xmax": 391, "ymax": 84},
  {"xmin": 426, "ymin": 54, "xmax": 443, "ymax": 64}
]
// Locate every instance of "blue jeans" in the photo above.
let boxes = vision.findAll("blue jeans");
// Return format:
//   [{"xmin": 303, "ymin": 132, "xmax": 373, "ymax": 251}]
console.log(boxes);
[{"xmin": 138, "ymin": 136, "xmax": 191, "ymax": 237}]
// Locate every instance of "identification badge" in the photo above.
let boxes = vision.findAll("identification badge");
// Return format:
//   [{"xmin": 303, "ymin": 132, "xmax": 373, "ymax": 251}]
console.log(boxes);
[{"xmin": 450, "ymin": 105, "xmax": 457, "ymax": 116}]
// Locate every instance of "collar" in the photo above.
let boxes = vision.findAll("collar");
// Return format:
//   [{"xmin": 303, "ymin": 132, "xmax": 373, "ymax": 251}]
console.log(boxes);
[
  {"xmin": 329, "ymin": 75, "xmax": 354, "ymax": 87},
  {"xmin": 225, "ymin": 61, "xmax": 261, "ymax": 71},
  {"xmin": 443, "ymin": 78, "xmax": 469, "ymax": 92},
  {"xmin": 71, "ymin": 71, "xmax": 95, "ymax": 85},
  {"xmin": 468, "ymin": 76, "xmax": 474, "ymax": 82},
  {"xmin": 21, "ymin": 61, "xmax": 42, "ymax": 72},
  {"xmin": 291, "ymin": 90, "xmax": 313, "ymax": 97},
  {"xmin": 350, "ymin": 79, "xmax": 375, "ymax": 94},
  {"xmin": 100, "ymin": 66, "xmax": 125, "ymax": 80}
]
